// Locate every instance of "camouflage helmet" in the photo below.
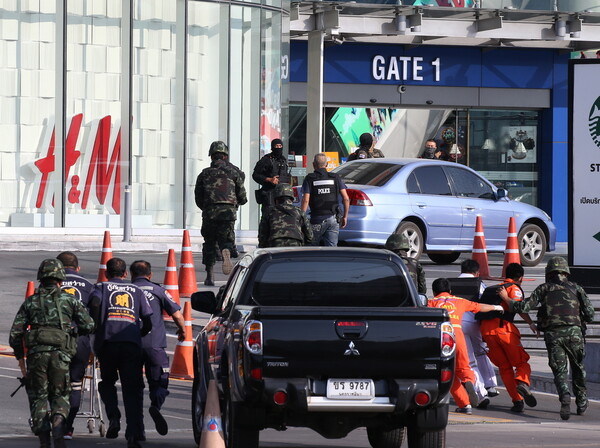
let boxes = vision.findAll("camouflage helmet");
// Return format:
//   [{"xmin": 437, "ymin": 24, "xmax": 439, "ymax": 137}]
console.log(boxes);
[
  {"xmin": 385, "ymin": 233, "xmax": 410, "ymax": 251},
  {"xmin": 274, "ymin": 183, "xmax": 294, "ymax": 200},
  {"xmin": 37, "ymin": 258, "xmax": 66, "ymax": 281},
  {"xmin": 208, "ymin": 141, "xmax": 229, "ymax": 156},
  {"xmin": 545, "ymin": 256, "xmax": 570, "ymax": 276}
]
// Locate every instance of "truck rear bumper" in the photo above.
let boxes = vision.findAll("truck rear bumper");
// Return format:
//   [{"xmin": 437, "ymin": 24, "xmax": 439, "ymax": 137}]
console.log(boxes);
[{"xmin": 306, "ymin": 396, "xmax": 395, "ymax": 412}]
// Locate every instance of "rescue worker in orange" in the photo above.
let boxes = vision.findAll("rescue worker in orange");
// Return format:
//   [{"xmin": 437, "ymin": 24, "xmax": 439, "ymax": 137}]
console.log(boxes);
[
  {"xmin": 486, "ymin": 263, "xmax": 539, "ymax": 412},
  {"xmin": 429, "ymin": 278, "xmax": 505, "ymax": 414}
]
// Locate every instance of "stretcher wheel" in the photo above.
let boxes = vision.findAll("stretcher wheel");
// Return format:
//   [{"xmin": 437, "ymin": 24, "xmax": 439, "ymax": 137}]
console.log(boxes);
[
  {"xmin": 99, "ymin": 422, "xmax": 106, "ymax": 437},
  {"xmin": 87, "ymin": 419, "xmax": 95, "ymax": 433}
]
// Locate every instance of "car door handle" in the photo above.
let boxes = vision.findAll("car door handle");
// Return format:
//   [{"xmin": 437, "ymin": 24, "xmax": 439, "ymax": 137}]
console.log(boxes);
[
  {"xmin": 464, "ymin": 206, "xmax": 475, "ymax": 211},
  {"xmin": 416, "ymin": 203, "xmax": 427, "ymax": 208}
]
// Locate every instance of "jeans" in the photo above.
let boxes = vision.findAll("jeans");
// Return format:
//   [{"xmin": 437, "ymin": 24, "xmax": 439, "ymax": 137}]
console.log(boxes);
[{"xmin": 311, "ymin": 215, "xmax": 339, "ymax": 246}]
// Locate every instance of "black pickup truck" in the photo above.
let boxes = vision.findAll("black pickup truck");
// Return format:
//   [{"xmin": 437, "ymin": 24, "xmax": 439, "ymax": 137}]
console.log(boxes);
[{"xmin": 191, "ymin": 247, "xmax": 455, "ymax": 448}]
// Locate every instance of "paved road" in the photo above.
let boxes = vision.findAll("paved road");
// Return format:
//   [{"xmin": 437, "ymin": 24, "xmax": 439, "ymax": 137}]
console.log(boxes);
[{"xmin": 2, "ymin": 250, "xmax": 600, "ymax": 447}]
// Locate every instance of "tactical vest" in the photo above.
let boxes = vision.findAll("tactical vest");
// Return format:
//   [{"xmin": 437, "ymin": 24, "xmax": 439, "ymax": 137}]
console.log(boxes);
[
  {"xmin": 401, "ymin": 257, "xmax": 419, "ymax": 289},
  {"xmin": 537, "ymin": 282, "xmax": 581, "ymax": 331},
  {"xmin": 475, "ymin": 282, "xmax": 517, "ymax": 323},
  {"xmin": 268, "ymin": 205, "xmax": 304, "ymax": 242},
  {"xmin": 307, "ymin": 171, "xmax": 339, "ymax": 216}
]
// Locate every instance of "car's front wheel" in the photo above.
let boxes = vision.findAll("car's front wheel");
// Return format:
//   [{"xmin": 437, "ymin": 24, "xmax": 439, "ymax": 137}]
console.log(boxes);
[
  {"xmin": 406, "ymin": 427, "xmax": 445, "ymax": 448},
  {"xmin": 518, "ymin": 224, "xmax": 547, "ymax": 267},
  {"xmin": 395, "ymin": 222, "xmax": 424, "ymax": 260}
]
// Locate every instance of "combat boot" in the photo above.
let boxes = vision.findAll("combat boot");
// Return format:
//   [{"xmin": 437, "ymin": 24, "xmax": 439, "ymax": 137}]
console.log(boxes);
[
  {"xmin": 37, "ymin": 431, "xmax": 51, "ymax": 448},
  {"xmin": 51, "ymin": 414, "xmax": 66, "ymax": 448},
  {"xmin": 205, "ymin": 266, "xmax": 215, "ymax": 286},
  {"xmin": 560, "ymin": 394, "xmax": 571, "ymax": 420}
]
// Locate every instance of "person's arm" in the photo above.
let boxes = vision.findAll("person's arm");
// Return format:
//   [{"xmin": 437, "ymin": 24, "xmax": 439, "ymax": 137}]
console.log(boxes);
[
  {"xmin": 339, "ymin": 188, "xmax": 350, "ymax": 228},
  {"xmin": 194, "ymin": 174, "xmax": 204, "ymax": 210},
  {"xmin": 252, "ymin": 157, "xmax": 277, "ymax": 186},
  {"xmin": 300, "ymin": 193, "xmax": 310, "ymax": 212},
  {"xmin": 171, "ymin": 310, "xmax": 186, "ymax": 342},
  {"xmin": 258, "ymin": 215, "xmax": 268, "ymax": 248},
  {"xmin": 235, "ymin": 171, "xmax": 248, "ymax": 206},
  {"xmin": 140, "ymin": 315, "xmax": 153, "ymax": 337},
  {"xmin": 8, "ymin": 304, "xmax": 27, "ymax": 361},
  {"xmin": 73, "ymin": 297, "xmax": 95, "ymax": 336},
  {"xmin": 499, "ymin": 285, "xmax": 540, "ymax": 314},
  {"xmin": 301, "ymin": 210, "xmax": 313, "ymax": 245}
]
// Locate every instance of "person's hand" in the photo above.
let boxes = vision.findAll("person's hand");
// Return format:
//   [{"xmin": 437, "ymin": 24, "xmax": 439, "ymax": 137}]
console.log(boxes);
[
  {"xmin": 497, "ymin": 286, "xmax": 510, "ymax": 302},
  {"xmin": 267, "ymin": 176, "xmax": 279, "ymax": 185},
  {"xmin": 529, "ymin": 323, "xmax": 540, "ymax": 338},
  {"xmin": 18, "ymin": 358, "xmax": 27, "ymax": 377},
  {"xmin": 176, "ymin": 328, "xmax": 186, "ymax": 342},
  {"xmin": 340, "ymin": 217, "xmax": 348, "ymax": 229},
  {"xmin": 492, "ymin": 305, "xmax": 505, "ymax": 314}
]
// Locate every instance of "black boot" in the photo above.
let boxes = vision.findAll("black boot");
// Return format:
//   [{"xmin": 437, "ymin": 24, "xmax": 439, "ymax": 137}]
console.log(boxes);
[
  {"xmin": 560, "ymin": 394, "xmax": 571, "ymax": 420},
  {"xmin": 38, "ymin": 431, "xmax": 51, "ymax": 448},
  {"xmin": 205, "ymin": 266, "xmax": 214, "ymax": 286},
  {"xmin": 51, "ymin": 414, "xmax": 66, "ymax": 448}
]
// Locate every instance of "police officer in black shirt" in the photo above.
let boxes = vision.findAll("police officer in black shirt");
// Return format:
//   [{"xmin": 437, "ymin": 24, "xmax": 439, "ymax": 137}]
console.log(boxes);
[
  {"xmin": 300, "ymin": 153, "xmax": 349, "ymax": 246},
  {"xmin": 56, "ymin": 251, "xmax": 94, "ymax": 440},
  {"xmin": 252, "ymin": 138, "xmax": 291, "ymax": 216},
  {"xmin": 88, "ymin": 258, "xmax": 153, "ymax": 448}
]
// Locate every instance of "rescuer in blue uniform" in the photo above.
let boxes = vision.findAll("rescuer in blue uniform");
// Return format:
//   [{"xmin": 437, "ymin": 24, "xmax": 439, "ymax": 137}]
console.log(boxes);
[
  {"xmin": 88, "ymin": 258, "xmax": 153, "ymax": 448},
  {"xmin": 130, "ymin": 260, "xmax": 186, "ymax": 437},
  {"xmin": 56, "ymin": 251, "xmax": 94, "ymax": 440}
]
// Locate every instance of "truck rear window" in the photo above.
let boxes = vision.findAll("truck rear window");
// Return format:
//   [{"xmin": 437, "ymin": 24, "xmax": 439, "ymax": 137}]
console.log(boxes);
[{"xmin": 252, "ymin": 258, "xmax": 411, "ymax": 307}]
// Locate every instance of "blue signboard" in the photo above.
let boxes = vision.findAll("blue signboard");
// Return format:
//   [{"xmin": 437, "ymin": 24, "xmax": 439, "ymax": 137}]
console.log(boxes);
[{"xmin": 290, "ymin": 41, "xmax": 555, "ymax": 89}]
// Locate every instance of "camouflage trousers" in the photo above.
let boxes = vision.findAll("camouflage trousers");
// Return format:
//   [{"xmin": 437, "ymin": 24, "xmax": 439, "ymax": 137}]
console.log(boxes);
[
  {"xmin": 201, "ymin": 218, "xmax": 236, "ymax": 268},
  {"xmin": 25, "ymin": 350, "xmax": 71, "ymax": 434},
  {"xmin": 269, "ymin": 238, "xmax": 304, "ymax": 248},
  {"xmin": 544, "ymin": 326, "xmax": 587, "ymax": 406}
]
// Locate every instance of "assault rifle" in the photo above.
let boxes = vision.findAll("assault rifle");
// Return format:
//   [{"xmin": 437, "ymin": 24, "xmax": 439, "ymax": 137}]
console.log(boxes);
[{"xmin": 10, "ymin": 377, "xmax": 27, "ymax": 397}]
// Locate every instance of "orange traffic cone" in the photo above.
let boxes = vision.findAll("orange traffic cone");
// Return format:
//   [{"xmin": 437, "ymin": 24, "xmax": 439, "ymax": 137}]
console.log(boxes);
[
  {"xmin": 97, "ymin": 230, "xmax": 113, "ymax": 282},
  {"xmin": 502, "ymin": 217, "xmax": 520, "ymax": 278},
  {"xmin": 163, "ymin": 249, "xmax": 180, "ymax": 321},
  {"xmin": 199, "ymin": 379, "xmax": 226, "ymax": 448},
  {"xmin": 178, "ymin": 230, "xmax": 198, "ymax": 297},
  {"xmin": 25, "ymin": 281, "xmax": 35, "ymax": 299},
  {"xmin": 170, "ymin": 301, "xmax": 194, "ymax": 380},
  {"xmin": 471, "ymin": 215, "xmax": 494, "ymax": 280}
]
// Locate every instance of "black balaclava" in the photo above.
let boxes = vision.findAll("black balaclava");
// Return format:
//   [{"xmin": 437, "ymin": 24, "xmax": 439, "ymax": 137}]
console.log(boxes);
[{"xmin": 271, "ymin": 138, "xmax": 284, "ymax": 158}]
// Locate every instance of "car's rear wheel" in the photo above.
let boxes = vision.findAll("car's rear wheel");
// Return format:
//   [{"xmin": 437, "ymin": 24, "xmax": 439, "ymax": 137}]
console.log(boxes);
[
  {"xmin": 518, "ymin": 224, "xmax": 547, "ymax": 267},
  {"xmin": 396, "ymin": 222, "xmax": 424, "ymax": 260},
  {"xmin": 191, "ymin": 348, "xmax": 208, "ymax": 445},
  {"xmin": 427, "ymin": 252, "xmax": 461, "ymax": 265},
  {"xmin": 222, "ymin": 385, "xmax": 259, "ymax": 448},
  {"xmin": 406, "ymin": 427, "xmax": 446, "ymax": 448},
  {"xmin": 367, "ymin": 426, "xmax": 405, "ymax": 448}
]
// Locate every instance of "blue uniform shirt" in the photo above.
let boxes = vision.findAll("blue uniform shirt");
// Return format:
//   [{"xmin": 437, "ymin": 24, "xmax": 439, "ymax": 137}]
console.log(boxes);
[
  {"xmin": 90, "ymin": 277, "xmax": 153, "ymax": 352},
  {"xmin": 62, "ymin": 268, "xmax": 94, "ymax": 307},
  {"xmin": 132, "ymin": 277, "xmax": 181, "ymax": 349}
]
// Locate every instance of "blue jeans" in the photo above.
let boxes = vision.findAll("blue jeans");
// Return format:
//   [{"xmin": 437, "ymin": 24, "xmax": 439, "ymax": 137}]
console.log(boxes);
[{"xmin": 311, "ymin": 216, "xmax": 340, "ymax": 246}]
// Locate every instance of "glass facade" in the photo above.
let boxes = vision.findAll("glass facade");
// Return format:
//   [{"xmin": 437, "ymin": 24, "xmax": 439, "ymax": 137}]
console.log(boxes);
[
  {"xmin": 0, "ymin": 0, "xmax": 289, "ymax": 230},
  {"xmin": 289, "ymin": 106, "xmax": 541, "ymax": 207}
]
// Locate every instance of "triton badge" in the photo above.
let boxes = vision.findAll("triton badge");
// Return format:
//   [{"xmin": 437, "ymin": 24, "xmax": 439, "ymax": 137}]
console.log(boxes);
[{"xmin": 344, "ymin": 341, "xmax": 360, "ymax": 356}]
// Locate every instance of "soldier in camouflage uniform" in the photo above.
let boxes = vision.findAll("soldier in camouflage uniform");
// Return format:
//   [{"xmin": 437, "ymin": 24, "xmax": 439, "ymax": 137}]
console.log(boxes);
[
  {"xmin": 194, "ymin": 141, "xmax": 247, "ymax": 285},
  {"xmin": 499, "ymin": 256, "xmax": 595, "ymax": 420},
  {"xmin": 385, "ymin": 233, "xmax": 426, "ymax": 294},
  {"xmin": 9, "ymin": 259, "xmax": 95, "ymax": 448},
  {"xmin": 258, "ymin": 183, "xmax": 312, "ymax": 248}
]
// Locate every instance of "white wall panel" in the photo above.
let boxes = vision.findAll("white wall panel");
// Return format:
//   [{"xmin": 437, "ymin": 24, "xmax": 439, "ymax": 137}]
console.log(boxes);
[
  {"xmin": 140, "ymin": 102, "xmax": 160, "ymax": 130},
  {"xmin": 0, "ymin": 97, "xmax": 17, "ymax": 124},
  {"xmin": 1, "ymin": 19, "xmax": 19, "ymax": 40},
  {"xmin": 1, "ymin": 153, "xmax": 17, "ymax": 179},
  {"xmin": 1, "ymin": 41, "xmax": 18, "ymax": 68},
  {"xmin": 39, "ymin": 70, "xmax": 55, "ymax": 98},
  {"xmin": 40, "ymin": 42, "xmax": 55, "ymax": 70},
  {"xmin": 0, "ymin": 125, "xmax": 18, "ymax": 151},
  {"xmin": 85, "ymin": 45, "xmax": 107, "ymax": 72},
  {"xmin": 21, "ymin": 42, "xmax": 40, "ymax": 70},
  {"xmin": 0, "ymin": 70, "xmax": 18, "ymax": 96}
]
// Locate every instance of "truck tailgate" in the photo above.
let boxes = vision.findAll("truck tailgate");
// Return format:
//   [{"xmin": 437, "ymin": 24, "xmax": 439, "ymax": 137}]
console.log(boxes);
[{"xmin": 254, "ymin": 306, "xmax": 448, "ymax": 379}]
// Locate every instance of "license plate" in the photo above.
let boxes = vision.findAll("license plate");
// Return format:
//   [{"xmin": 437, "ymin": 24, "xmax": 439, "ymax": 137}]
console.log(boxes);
[{"xmin": 326, "ymin": 379, "xmax": 374, "ymax": 400}]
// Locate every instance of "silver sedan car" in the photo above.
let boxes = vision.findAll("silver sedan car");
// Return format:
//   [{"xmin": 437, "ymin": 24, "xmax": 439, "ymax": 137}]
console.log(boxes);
[{"xmin": 328, "ymin": 158, "xmax": 556, "ymax": 266}]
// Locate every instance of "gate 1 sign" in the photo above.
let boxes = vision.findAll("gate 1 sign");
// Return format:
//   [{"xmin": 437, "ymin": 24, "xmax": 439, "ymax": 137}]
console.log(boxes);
[{"xmin": 569, "ymin": 60, "xmax": 600, "ymax": 280}]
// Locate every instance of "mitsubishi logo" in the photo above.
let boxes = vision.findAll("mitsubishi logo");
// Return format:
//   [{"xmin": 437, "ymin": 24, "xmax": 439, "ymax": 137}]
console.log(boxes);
[{"xmin": 344, "ymin": 341, "xmax": 360, "ymax": 356}]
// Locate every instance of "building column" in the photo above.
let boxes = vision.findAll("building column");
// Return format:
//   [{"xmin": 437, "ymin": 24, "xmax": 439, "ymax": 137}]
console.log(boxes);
[{"xmin": 306, "ymin": 30, "xmax": 324, "ymax": 165}]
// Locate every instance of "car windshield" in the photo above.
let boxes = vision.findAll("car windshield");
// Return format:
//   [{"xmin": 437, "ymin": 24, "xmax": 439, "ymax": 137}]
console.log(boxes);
[
  {"xmin": 252, "ymin": 257, "xmax": 411, "ymax": 307},
  {"xmin": 335, "ymin": 162, "xmax": 403, "ymax": 186}
]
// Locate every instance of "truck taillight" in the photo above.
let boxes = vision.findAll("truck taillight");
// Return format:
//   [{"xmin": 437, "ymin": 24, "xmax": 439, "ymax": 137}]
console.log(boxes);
[
  {"xmin": 440, "ymin": 369, "xmax": 453, "ymax": 383},
  {"xmin": 414, "ymin": 391, "xmax": 431, "ymax": 407},
  {"xmin": 441, "ymin": 322, "xmax": 455, "ymax": 358},
  {"xmin": 244, "ymin": 321, "xmax": 263, "ymax": 355},
  {"xmin": 347, "ymin": 189, "xmax": 373, "ymax": 206},
  {"xmin": 292, "ymin": 186, "xmax": 300, "ymax": 202}
]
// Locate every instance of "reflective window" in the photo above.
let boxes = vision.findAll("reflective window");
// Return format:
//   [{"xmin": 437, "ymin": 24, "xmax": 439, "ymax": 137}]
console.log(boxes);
[
  {"xmin": 444, "ymin": 166, "xmax": 494, "ymax": 199},
  {"xmin": 412, "ymin": 166, "xmax": 452, "ymax": 196},
  {"xmin": 252, "ymin": 258, "xmax": 411, "ymax": 307},
  {"xmin": 335, "ymin": 162, "xmax": 402, "ymax": 186}
]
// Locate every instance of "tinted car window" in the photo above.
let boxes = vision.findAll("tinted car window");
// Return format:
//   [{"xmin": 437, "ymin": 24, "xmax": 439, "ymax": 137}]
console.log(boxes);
[
  {"xmin": 252, "ymin": 258, "xmax": 411, "ymax": 307},
  {"xmin": 445, "ymin": 166, "xmax": 494, "ymax": 199},
  {"xmin": 407, "ymin": 172, "xmax": 420, "ymax": 193},
  {"xmin": 335, "ymin": 162, "xmax": 403, "ymax": 186},
  {"xmin": 412, "ymin": 166, "xmax": 452, "ymax": 195}
]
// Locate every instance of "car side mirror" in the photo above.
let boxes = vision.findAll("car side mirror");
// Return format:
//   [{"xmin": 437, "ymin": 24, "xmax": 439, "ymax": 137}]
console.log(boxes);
[
  {"xmin": 191, "ymin": 290, "xmax": 218, "ymax": 314},
  {"xmin": 496, "ymin": 188, "xmax": 508, "ymax": 200},
  {"xmin": 417, "ymin": 294, "xmax": 428, "ymax": 307}
]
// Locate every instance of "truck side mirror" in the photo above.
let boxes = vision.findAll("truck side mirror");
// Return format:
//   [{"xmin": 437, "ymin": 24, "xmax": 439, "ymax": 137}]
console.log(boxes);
[{"xmin": 191, "ymin": 290, "xmax": 218, "ymax": 314}]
